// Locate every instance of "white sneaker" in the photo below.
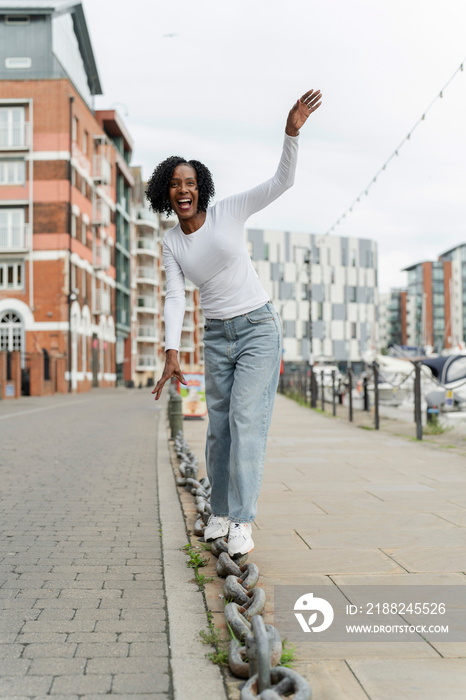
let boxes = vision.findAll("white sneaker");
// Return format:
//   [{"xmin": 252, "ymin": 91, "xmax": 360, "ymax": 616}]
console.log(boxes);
[
  {"xmin": 204, "ymin": 515, "xmax": 229, "ymax": 541},
  {"xmin": 228, "ymin": 522, "xmax": 254, "ymax": 556}
]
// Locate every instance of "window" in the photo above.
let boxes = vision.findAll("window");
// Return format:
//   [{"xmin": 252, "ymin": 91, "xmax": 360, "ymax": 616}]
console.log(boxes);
[
  {"xmin": 341, "ymin": 248, "xmax": 348, "ymax": 266},
  {"xmin": 331, "ymin": 267, "xmax": 335, "ymax": 284},
  {"xmin": 351, "ymin": 250, "xmax": 357, "ymax": 267},
  {"xmin": 5, "ymin": 57, "xmax": 32, "ymax": 69},
  {"xmin": 0, "ymin": 208, "xmax": 26, "ymax": 248},
  {"xmin": 81, "ymin": 220, "xmax": 86, "ymax": 244},
  {"xmin": 348, "ymin": 286, "xmax": 357, "ymax": 303},
  {"xmin": 72, "ymin": 116, "xmax": 78, "ymax": 144},
  {"xmin": 317, "ymin": 302, "xmax": 323, "ymax": 320},
  {"xmin": 314, "ymin": 247, "xmax": 320, "ymax": 264},
  {"xmin": 71, "ymin": 167, "xmax": 76, "ymax": 187},
  {"xmin": 283, "ymin": 320, "xmax": 295, "ymax": 338},
  {"xmin": 0, "ymin": 160, "xmax": 25, "ymax": 185},
  {"xmin": 0, "ymin": 262, "xmax": 23, "ymax": 289},
  {"xmin": 5, "ymin": 16, "xmax": 30, "ymax": 25},
  {"xmin": 82, "ymin": 268, "xmax": 86, "ymax": 298},
  {"xmin": 0, "ymin": 311, "xmax": 23, "ymax": 353},
  {"xmin": 83, "ymin": 130, "xmax": 88, "ymax": 155},
  {"xmin": 71, "ymin": 214, "xmax": 77, "ymax": 238},
  {"xmin": 81, "ymin": 177, "xmax": 86, "ymax": 197},
  {"xmin": 301, "ymin": 283, "xmax": 308, "ymax": 301},
  {"xmin": 71, "ymin": 263, "xmax": 77, "ymax": 293},
  {"xmin": 0, "ymin": 107, "xmax": 26, "ymax": 148},
  {"xmin": 351, "ymin": 322, "xmax": 357, "ymax": 339}
]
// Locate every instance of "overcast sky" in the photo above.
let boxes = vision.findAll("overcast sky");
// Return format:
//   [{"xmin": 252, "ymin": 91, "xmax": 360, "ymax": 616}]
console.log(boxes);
[{"xmin": 82, "ymin": 0, "xmax": 466, "ymax": 292}]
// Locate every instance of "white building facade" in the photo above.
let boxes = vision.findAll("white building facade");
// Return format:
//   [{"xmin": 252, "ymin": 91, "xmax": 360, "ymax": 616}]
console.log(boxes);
[
  {"xmin": 439, "ymin": 243, "xmax": 466, "ymax": 348},
  {"xmin": 247, "ymin": 229, "xmax": 379, "ymax": 372}
]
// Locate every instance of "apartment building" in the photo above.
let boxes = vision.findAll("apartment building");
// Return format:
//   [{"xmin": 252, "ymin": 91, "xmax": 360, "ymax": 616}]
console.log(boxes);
[
  {"xmin": 439, "ymin": 243, "xmax": 466, "ymax": 348},
  {"xmin": 0, "ymin": 1, "xmax": 134, "ymax": 394},
  {"xmin": 131, "ymin": 166, "xmax": 164, "ymax": 387},
  {"xmin": 247, "ymin": 228, "xmax": 379, "ymax": 373},
  {"xmin": 378, "ymin": 288, "xmax": 408, "ymax": 349},
  {"xmin": 403, "ymin": 260, "xmax": 453, "ymax": 352}
]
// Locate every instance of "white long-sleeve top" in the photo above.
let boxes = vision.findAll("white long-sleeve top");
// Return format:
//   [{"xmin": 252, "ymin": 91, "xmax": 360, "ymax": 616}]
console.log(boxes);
[{"xmin": 163, "ymin": 132, "xmax": 299, "ymax": 351}]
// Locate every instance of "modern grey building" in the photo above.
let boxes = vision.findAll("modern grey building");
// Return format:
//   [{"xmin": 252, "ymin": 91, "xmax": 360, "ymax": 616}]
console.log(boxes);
[{"xmin": 247, "ymin": 228, "xmax": 379, "ymax": 372}]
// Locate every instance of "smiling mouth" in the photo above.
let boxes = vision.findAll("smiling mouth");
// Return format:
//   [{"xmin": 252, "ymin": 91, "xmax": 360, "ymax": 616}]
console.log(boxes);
[{"xmin": 177, "ymin": 198, "xmax": 192, "ymax": 211}]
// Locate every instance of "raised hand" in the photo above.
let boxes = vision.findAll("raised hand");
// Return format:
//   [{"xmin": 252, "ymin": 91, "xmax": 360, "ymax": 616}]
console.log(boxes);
[{"xmin": 286, "ymin": 89, "xmax": 322, "ymax": 137}]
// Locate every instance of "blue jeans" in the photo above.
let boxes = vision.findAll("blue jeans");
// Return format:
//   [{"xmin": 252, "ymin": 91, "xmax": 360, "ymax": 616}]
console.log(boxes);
[{"xmin": 203, "ymin": 302, "xmax": 282, "ymax": 522}]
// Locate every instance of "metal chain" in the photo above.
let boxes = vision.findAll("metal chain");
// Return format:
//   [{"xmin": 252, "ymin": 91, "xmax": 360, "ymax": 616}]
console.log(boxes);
[{"xmin": 173, "ymin": 431, "xmax": 312, "ymax": 700}]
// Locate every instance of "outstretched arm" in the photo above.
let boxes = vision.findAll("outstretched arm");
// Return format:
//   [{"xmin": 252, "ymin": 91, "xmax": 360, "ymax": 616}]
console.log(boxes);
[
  {"xmin": 285, "ymin": 89, "xmax": 322, "ymax": 137},
  {"xmin": 221, "ymin": 89, "xmax": 322, "ymax": 224}
]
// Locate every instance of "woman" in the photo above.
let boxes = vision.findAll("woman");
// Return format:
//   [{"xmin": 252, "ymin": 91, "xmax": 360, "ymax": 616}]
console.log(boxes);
[{"xmin": 147, "ymin": 89, "xmax": 322, "ymax": 556}]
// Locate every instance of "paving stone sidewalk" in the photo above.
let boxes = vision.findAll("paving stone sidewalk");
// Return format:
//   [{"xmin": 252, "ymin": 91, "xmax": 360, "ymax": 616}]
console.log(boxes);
[
  {"xmin": 181, "ymin": 392, "xmax": 466, "ymax": 700},
  {"xmin": 0, "ymin": 389, "xmax": 171, "ymax": 699}
]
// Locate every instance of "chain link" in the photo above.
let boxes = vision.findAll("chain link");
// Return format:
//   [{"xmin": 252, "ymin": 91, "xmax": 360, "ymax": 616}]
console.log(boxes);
[{"xmin": 173, "ymin": 430, "xmax": 312, "ymax": 699}]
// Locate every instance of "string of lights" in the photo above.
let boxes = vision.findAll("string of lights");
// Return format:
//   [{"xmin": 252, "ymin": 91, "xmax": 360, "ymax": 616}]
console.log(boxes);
[{"xmin": 325, "ymin": 58, "xmax": 465, "ymax": 235}]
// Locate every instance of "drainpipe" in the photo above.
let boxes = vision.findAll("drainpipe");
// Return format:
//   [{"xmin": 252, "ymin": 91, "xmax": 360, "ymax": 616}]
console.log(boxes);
[{"xmin": 68, "ymin": 95, "xmax": 75, "ymax": 393}]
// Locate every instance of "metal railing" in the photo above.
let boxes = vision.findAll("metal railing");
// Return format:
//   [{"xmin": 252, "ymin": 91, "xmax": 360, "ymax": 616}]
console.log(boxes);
[
  {"xmin": 137, "ymin": 295, "xmax": 157, "ymax": 311},
  {"xmin": 92, "ymin": 198, "xmax": 111, "ymax": 226},
  {"xmin": 0, "ymin": 122, "xmax": 30, "ymax": 149},
  {"xmin": 136, "ymin": 237, "xmax": 158, "ymax": 252},
  {"xmin": 136, "ymin": 354, "xmax": 157, "ymax": 368},
  {"xmin": 136, "ymin": 266, "xmax": 157, "ymax": 281},
  {"xmin": 279, "ymin": 359, "xmax": 458, "ymax": 441},
  {"xmin": 0, "ymin": 224, "xmax": 31, "ymax": 250},
  {"xmin": 92, "ymin": 242, "xmax": 111, "ymax": 270},
  {"xmin": 136, "ymin": 325, "xmax": 158, "ymax": 339},
  {"xmin": 93, "ymin": 154, "xmax": 112, "ymax": 185},
  {"xmin": 94, "ymin": 288, "xmax": 111, "ymax": 315}
]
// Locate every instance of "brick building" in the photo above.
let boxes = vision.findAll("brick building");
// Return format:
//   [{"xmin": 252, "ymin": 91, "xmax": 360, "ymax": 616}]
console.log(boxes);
[
  {"xmin": 0, "ymin": 1, "xmax": 134, "ymax": 394},
  {"xmin": 403, "ymin": 260, "xmax": 453, "ymax": 352}
]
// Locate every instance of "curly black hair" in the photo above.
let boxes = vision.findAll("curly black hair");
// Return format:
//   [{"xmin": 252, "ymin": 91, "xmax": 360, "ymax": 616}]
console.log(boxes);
[{"xmin": 145, "ymin": 156, "xmax": 215, "ymax": 216}]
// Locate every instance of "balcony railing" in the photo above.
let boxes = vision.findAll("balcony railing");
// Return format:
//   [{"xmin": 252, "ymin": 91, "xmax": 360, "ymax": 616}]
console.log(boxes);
[
  {"xmin": 0, "ymin": 122, "xmax": 30, "ymax": 149},
  {"xmin": 0, "ymin": 224, "xmax": 30, "ymax": 250},
  {"xmin": 137, "ymin": 266, "xmax": 157, "ymax": 281},
  {"xmin": 93, "ymin": 154, "xmax": 112, "ymax": 185},
  {"xmin": 137, "ymin": 295, "xmax": 157, "ymax": 311},
  {"xmin": 136, "ymin": 237, "xmax": 158, "ymax": 252},
  {"xmin": 93, "ymin": 198, "xmax": 111, "ymax": 226},
  {"xmin": 93, "ymin": 242, "xmax": 111, "ymax": 270},
  {"xmin": 94, "ymin": 288, "xmax": 111, "ymax": 315},
  {"xmin": 137, "ymin": 325, "xmax": 158, "ymax": 339},
  {"xmin": 137, "ymin": 355, "xmax": 157, "ymax": 368}
]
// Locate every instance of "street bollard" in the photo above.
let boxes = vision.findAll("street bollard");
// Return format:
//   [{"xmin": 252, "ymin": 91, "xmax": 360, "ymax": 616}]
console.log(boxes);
[
  {"xmin": 363, "ymin": 375, "xmax": 370, "ymax": 412},
  {"xmin": 310, "ymin": 369, "xmax": 317, "ymax": 408},
  {"xmin": 348, "ymin": 368, "xmax": 353, "ymax": 422},
  {"xmin": 332, "ymin": 370, "xmax": 336, "ymax": 416},
  {"xmin": 320, "ymin": 370, "xmax": 325, "ymax": 411},
  {"xmin": 169, "ymin": 389, "xmax": 184, "ymax": 439},
  {"xmin": 373, "ymin": 361, "xmax": 380, "ymax": 430},
  {"xmin": 414, "ymin": 361, "xmax": 422, "ymax": 441}
]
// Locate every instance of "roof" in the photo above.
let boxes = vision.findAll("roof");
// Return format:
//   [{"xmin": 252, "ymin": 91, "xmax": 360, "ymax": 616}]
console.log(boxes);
[
  {"xmin": 0, "ymin": 1, "xmax": 79, "ymax": 14},
  {"xmin": 0, "ymin": 1, "xmax": 102, "ymax": 95},
  {"xmin": 438, "ymin": 242, "xmax": 466, "ymax": 259},
  {"xmin": 95, "ymin": 110, "xmax": 133, "ymax": 152},
  {"xmin": 402, "ymin": 260, "xmax": 431, "ymax": 272}
]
